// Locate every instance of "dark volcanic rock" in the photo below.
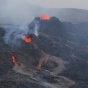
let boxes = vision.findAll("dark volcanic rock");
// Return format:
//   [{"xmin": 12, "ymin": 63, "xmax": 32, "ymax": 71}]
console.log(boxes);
[{"xmin": 0, "ymin": 17, "xmax": 88, "ymax": 87}]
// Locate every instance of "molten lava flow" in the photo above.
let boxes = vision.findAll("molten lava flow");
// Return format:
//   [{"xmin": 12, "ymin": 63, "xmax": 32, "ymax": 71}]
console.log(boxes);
[
  {"xmin": 21, "ymin": 36, "xmax": 32, "ymax": 43},
  {"xmin": 37, "ymin": 50, "xmax": 49, "ymax": 69},
  {"xmin": 12, "ymin": 56, "xmax": 16, "ymax": 63},
  {"xmin": 37, "ymin": 57, "xmax": 49, "ymax": 69},
  {"xmin": 40, "ymin": 14, "xmax": 50, "ymax": 20}
]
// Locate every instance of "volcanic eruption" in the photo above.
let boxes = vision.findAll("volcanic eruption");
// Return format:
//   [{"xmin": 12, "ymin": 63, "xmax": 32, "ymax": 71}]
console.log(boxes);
[
  {"xmin": 0, "ymin": 14, "xmax": 88, "ymax": 88},
  {"xmin": 21, "ymin": 36, "xmax": 32, "ymax": 43},
  {"xmin": 40, "ymin": 14, "xmax": 50, "ymax": 20}
]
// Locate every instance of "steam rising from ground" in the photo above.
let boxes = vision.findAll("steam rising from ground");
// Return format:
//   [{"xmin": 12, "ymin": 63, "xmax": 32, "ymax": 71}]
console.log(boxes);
[
  {"xmin": 3, "ymin": 25, "xmax": 29, "ymax": 47},
  {"xmin": 34, "ymin": 20, "xmax": 39, "ymax": 36},
  {"xmin": 2, "ymin": 19, "xmax": 39, "ymax": 47},
  {"xmin": 0, "ymin": 0, "xmax": 40, "ymax": 47}
]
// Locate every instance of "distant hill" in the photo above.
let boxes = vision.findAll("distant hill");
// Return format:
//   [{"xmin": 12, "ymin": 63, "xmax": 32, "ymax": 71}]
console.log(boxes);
[{"xmin": 42, "ymin": 8, "xmax": 88, "ymax": 23}]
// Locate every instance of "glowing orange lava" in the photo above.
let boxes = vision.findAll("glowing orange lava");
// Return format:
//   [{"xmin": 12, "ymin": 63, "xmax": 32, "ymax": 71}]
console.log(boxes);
[
  {"xmin": 12, "ymin": 56, "xmax": 16, "ymax": 63},
  {"xmin": 21, "ymin": 36, "xmax": 32, "ymax": 43},
  {"xmin": 40, "ymin": 14, "xmax": 50, "ymax": 20}
]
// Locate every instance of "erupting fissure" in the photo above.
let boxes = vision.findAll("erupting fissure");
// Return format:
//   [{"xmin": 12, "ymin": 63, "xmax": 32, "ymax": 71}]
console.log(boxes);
[{"xmin": 21, "ymin": 36, "xmax": 32, "ymax": 43}]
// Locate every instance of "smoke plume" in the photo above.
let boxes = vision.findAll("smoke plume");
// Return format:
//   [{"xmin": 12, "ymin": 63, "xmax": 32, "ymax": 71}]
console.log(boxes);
[{"xmin": 2, "ymin": 19, "xmax": 39, "ymax": 47}]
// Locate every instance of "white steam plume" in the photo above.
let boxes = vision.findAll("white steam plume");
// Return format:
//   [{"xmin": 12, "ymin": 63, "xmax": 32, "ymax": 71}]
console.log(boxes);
[
  {"xmin": 33, "ymin": 20, "xmax": 39, "ymax": 36},
  {"xmin": 2, "ymin": 19, "xmax": 39, "ymax": 47},
  {"xmin": 3, "ymin": 25, "xmax": 29, "ymax": 47}
]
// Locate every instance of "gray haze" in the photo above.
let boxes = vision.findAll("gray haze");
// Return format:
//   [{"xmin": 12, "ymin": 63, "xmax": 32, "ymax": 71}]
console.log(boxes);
[
  {"xmin": 0, "ymin": 0, "xmax": 43, "ymax": 24},
  {"xmin": 0, "ymin": 0, "xmax": 88, "ymax": 24},
  {"xmin": 29, "ymin": 0, "xmax": 88, "ymax": 10},
  {"xmin": 1, "ymin": 0, "xmax": 88, "ymax": 48}
]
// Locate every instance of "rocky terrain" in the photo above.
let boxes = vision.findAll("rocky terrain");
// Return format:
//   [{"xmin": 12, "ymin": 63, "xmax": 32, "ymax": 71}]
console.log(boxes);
[{"xmin": 0, "ymin": 16, "xmax": 88, "ymax": 88}]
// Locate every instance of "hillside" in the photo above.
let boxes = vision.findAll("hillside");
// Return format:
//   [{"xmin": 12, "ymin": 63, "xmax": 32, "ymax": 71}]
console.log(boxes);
[
  {"xmin": 44, "ymin": 8, "xmax": 88, "ymax": 23},
  {"xmin": 0, "ymin": 16, "xmax": 88, "ymax": 88}
]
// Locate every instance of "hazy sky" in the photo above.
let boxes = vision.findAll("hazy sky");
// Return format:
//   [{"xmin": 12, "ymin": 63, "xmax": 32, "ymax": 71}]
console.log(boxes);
[
  {"xmin": 28, "ymin": 0, "xmax": 88, "ymax": 10},
  {"xmin": 0, "ymin": 0, "xmax": 87, "ymax": 24}
]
